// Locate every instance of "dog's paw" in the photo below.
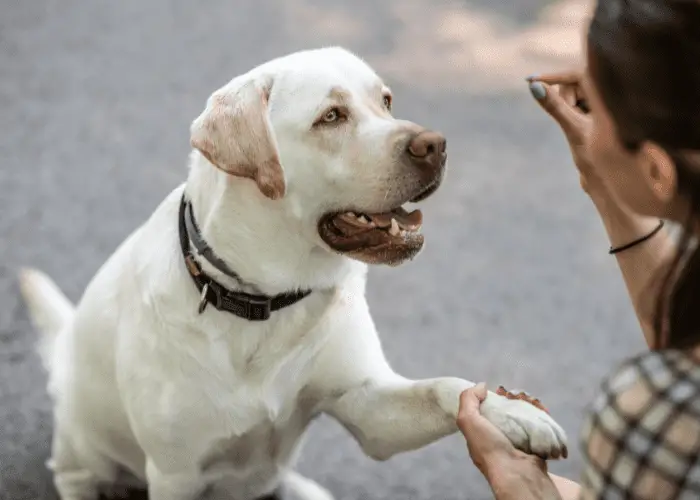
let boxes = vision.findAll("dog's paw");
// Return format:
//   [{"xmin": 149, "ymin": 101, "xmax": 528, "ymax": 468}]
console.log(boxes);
[{"xmin": 480, "ymin": 391, "xmax": 568, "ymax": 460}]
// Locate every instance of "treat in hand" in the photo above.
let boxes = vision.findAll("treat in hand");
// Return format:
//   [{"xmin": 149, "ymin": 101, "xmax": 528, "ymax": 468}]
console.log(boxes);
[{"xmin": 495, "ymin": 385, "xmax": 550, "ymax": 414}]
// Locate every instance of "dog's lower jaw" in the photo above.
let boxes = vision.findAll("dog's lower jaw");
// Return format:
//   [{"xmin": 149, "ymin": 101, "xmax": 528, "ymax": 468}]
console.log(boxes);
[
  {"xmin": 344, "ymin": 243, "xmax": 425, "ymax": 267},
  {"xmin": 317, "ymin": 219, "xmax": 425, "ymax": 267}
]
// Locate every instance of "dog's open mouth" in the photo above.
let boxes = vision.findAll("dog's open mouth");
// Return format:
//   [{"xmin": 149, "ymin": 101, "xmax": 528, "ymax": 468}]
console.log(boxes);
[{"xmin": 318, "ymin": 182, "xmax": 440, "ymax": 265}]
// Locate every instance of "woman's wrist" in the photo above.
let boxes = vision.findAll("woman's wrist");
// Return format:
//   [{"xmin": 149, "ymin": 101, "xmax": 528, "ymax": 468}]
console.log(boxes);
[
  {"xmin": 483, "ymin": 450, "xmax": 537, "ymax": 480},
  {"xmin": 483, "ymin": 451, "xmax": 561, "ymax": 500}
]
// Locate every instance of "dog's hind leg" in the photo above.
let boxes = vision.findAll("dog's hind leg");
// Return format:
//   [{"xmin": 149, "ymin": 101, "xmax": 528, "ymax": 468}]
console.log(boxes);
[{"xmin": 282, "ymin": 471, "xmax": 334, "ymax": 500}]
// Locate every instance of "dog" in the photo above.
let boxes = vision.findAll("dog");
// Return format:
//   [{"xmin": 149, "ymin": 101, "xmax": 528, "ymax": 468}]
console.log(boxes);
[{"xmin": 19, "ymin": 47, "xmax": 567, "ymax": 500}]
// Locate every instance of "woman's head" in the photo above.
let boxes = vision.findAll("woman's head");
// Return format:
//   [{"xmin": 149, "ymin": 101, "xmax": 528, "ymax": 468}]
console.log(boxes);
[
  {"xmin": 583, "ymin": 0, "xmax": 700, "ymax": 349},
  {"xmin": 585, "ymin": 0, "xmax": 700, "ymax": 221}
]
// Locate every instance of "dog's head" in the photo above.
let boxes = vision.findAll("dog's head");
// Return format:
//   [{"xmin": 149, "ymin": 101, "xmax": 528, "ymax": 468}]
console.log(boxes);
[{"xmin": 190, "ymin": 47, "xmax": 447, "ymax": 267}]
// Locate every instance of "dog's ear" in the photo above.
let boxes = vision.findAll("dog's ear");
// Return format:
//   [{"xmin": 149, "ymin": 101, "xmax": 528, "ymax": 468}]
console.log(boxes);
[{"xmin": 190, "ymin": 75, "xmax": 285, "ymax": 200}]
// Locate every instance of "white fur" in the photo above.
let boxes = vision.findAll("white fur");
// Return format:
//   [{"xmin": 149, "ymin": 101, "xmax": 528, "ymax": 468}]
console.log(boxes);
[{"xmin": 18, "ymin": 47, "xmax": 567, "ymax": 500}]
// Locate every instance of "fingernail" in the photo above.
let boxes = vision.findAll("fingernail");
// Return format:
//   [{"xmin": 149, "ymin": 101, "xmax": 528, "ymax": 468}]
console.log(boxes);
[
  {"xmin": 529, "ymin": 81, "xmax": 546, "ymax": 100},
  {"xmin": 525, "ymin": 74, "xmax": 538, "ymax": 82}
]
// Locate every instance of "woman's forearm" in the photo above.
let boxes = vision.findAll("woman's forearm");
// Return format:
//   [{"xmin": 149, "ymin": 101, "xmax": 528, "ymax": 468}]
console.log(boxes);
[
  {"xmin": 591, "ymin": 193, "xmax": 676, "ymax": 348},
  {"xmin": 487, "ymin": 469, "xmax": 562, "ymax": 500},
  {"xmin": 490, "ymin": 474, "xmax": 562, "ymax": 500},
  {"xmin": 485, "ymin": 456, "xmax": 563, "ymax": 500}
]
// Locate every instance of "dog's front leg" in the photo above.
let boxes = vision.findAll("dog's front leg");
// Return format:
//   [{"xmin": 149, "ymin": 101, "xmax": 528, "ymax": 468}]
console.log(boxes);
[
  {"xmin": 324, "ymin": 375, "xmax": 568, "ymax": 462},
  {"xmin": 145, "ymin": 460, "xmax": 207, "ymax": 500},
  {"xmin": 323, "ymin": 375, "xmax": 472, "ymax": 461},
  {"xmin": 123, "ymin": 381, "xmax": 215, "ymax": 500}
]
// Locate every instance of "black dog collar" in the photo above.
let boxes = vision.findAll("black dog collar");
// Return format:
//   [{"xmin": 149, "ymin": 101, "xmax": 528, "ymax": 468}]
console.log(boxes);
[{"xmin": 178, "ymin": 193, "xmax": 311, "ymax": 321}]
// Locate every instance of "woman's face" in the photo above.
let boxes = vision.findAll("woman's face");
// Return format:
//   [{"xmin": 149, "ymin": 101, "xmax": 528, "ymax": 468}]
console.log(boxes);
[{"xmin": 582, "ymin": 51, "xmax": 682, "ymax": 221}]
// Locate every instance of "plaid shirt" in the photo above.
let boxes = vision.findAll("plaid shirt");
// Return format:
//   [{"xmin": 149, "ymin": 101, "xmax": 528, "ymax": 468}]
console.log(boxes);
[{"xmin": 579, "ymin": 350, "xmax": 700, "ymax": 499}]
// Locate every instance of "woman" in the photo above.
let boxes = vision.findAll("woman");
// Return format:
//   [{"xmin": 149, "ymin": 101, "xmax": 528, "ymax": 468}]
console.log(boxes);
[{"xmin": 457, "ymin": 0, "xmax": 700, "ymax": 498}]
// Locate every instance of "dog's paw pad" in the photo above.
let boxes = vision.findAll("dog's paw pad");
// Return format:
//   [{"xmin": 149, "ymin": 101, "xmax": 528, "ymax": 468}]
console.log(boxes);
[{"xmin": 495, "ymin": 385, "xmax": 550, "ymax": 414}]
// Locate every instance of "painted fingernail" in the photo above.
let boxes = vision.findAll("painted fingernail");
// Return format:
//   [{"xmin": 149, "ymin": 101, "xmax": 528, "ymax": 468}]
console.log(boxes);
[
  {"xmin": 525, "ymin": 74, "xmax": 538, "ymax": 82},
  {"xmin": 529, "ymin": 81, "xmax": 546, "ymax": 100}
]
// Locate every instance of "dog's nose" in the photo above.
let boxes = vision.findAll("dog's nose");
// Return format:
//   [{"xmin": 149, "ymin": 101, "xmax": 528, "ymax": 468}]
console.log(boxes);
[{"xmin": 406, "ymin": 131, "xmax": 447, "ymax": 173}]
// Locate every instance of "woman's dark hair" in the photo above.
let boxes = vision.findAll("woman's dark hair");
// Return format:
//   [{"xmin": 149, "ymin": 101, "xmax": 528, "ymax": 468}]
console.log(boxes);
[{"xmin": 588, "ymin": 0, "xmax": 700, "ymax": 350}]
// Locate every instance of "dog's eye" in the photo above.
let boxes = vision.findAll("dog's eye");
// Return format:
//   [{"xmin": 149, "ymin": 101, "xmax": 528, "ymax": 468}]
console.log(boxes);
[
  {"xmin": 315, "ymin": 107, "xmax": 347, "ymax": 127},
  {"xmin": 383, "ymin": 95, "xmax": 392, "ymax": 111},
  {"xmin": 323, "ymin": 108, "xmax": 342, "ymax": 123}
]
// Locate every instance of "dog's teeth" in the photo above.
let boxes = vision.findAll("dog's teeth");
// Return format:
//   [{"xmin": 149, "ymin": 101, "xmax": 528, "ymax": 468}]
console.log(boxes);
[
  {"xmin": 389, "ymin": 218, "xmax": 400, "ymax": 236},
  {"xmin": 344, "ymin": 212, "xmax": 354, "ymax": 218},
  {"xmin": 358, "ymin": 215, "xmax": 370, "ymax": 224}
]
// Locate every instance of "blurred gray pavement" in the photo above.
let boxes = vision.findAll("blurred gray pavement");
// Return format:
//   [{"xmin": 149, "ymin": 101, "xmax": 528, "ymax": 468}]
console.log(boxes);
[{"xmin": 0, "ymin": 0, "xmax": 645, "ymax": 498}]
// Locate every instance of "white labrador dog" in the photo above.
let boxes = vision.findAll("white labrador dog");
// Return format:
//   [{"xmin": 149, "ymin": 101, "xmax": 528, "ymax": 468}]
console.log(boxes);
[{"xmin": 19, "ymin": 47, "xmax": 567, "ymax": 500}]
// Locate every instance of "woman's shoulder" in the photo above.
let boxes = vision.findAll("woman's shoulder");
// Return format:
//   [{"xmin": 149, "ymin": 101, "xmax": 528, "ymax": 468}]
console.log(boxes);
[
  {"xmin": 599, "ymin": 349, "xmax": 700, "ymax": 404},
  {"xmin": 581, "ymin": 350, "xmax": 700, "ymax": 460},
  {"xmin": 579, "ymin": 350, "xmax": 700, "ymax": 497},
  {"xmin": 585, "ymin": 350, "xmax": 700, "ymax": 428}
]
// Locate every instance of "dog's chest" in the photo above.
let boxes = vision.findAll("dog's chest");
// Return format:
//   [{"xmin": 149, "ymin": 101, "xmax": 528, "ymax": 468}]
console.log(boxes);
[
  {"xmin": 190, "ymin": 323, "xmax": 325, "ymax": 468},
  {"xmin": 196, "ymin": 385, "xmax": 317, "ymax": 495},
  {"xmin": 200, "ymin": 399, "xmax": 313, "ymax": 469}
]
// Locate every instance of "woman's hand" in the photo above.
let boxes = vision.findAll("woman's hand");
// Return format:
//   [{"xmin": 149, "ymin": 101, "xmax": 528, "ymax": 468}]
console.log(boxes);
[
  {"xmin": 527, "ymin": 71, "xmax": 603, "ymax": 195},
  {"xmin": 457, "ymin": 384, "xmax": 547, "ymax": 478},
  {"xmin": 457, "ymin": 384, "xmax": 522, "ymax": 476},
  {"xmin": 527, "ymin": 71, "xmax": 664, "ymax": 243},
  {"xmin": 457, "ymin": 384, "xmax": 563, "ymax": 500}
]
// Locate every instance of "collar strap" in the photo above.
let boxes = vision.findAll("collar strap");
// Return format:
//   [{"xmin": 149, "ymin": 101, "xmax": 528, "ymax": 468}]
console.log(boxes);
[
  {"xmin": 184, "ymin": 201, "xmax": 259, "ymax": 291},
  {"xmin": 178, "ymin": 193, "xmax": 312, "ymax": 321}
]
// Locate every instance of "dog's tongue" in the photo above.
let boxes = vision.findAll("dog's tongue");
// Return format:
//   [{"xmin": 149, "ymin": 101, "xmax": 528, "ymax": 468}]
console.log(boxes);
[{"xmin": 369, "ymin": 207, "xmax": 423, "ymax": 229}]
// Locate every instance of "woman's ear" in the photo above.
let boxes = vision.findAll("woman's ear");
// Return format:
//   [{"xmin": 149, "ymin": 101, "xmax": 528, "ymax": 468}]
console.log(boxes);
[{"xmin": 640, "ymin": 142, "xmax": 677, "ymax": 206}]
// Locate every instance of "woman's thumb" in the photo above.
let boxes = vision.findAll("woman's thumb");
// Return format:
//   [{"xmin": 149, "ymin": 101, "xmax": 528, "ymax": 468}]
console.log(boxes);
[
  {"xmin": 471, "ymin": 382, "xmax": 488, "ymax": 400},
  {"xmin": 457, "ymin": 383, "xmax": 488, "ymax": 423}
]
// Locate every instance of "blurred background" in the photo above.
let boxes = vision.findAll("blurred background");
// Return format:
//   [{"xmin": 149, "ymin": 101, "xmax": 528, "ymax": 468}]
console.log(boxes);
[{"xmin": 1, "ymin": 0, "xmax": 648, "ymax": 499}]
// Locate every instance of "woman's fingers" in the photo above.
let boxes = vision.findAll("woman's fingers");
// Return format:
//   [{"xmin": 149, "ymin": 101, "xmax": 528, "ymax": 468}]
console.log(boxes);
[
  {"xmin": 559, "ymin": 84, "xmax": 590, "ymax": 114},
  {"xmin": 531, "ymin": 70, "xmax": 590, "ymax": 114},
  {"xmin": 559, "ymin": 84, "xmax": 578, "ymax": 108},
  {"xmin": 528, "ymin": 71, "xmax": 582, "ymax": 86},
  {"xmin": 529, "ymin": 80, "xmax": 587, "ymax": 143}
]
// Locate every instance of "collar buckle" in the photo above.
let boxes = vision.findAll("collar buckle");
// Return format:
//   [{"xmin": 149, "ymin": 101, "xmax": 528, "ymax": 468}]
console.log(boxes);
[{"xmin": 244, "ymin": 296, "xmax": 272, "ymax": 321}]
